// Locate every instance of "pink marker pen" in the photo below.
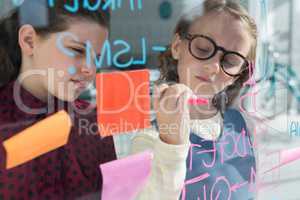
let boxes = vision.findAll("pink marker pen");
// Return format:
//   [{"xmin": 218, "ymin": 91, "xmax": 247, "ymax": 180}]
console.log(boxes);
[{"xmin": 188, "ymin": 96, "xmax": 209, "ymax": 105}]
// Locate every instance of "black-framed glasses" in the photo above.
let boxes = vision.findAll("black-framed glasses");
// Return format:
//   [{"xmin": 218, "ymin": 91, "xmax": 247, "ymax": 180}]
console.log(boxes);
[{"xmin": 184, "ymin": 33, "xmax": 249, "ymax": 77}]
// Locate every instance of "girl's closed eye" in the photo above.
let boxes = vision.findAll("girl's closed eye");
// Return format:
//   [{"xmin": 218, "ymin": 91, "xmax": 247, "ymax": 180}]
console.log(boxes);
[
  {"xmin": 69, "ymin": 47, "xmax": 85, "ymax": 56},
  {"xmin": 195, "ymin": 46, "xmax": 212, "ymax": 57},
  {"xmin": 197, "ymin": 47, "xmax": 210, "ymax": 53},
  {"xmin": 223, "ymin": 57, "xmax": 241, "ymax": 68},
  {"xmin": 222, "ymin": 59, "xmax": 234, "ymax": 66}
]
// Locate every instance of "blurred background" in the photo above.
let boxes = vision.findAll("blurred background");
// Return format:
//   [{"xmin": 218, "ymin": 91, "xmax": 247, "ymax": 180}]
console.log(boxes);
[{"xmin": 1, "ymin": 0, "xmax": 300, "ymax": 199}]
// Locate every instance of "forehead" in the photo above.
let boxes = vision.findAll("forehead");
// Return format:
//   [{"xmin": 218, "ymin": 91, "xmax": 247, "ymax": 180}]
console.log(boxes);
[
  {"xmin": 189, "ymin": 12, "xmax": 252, "ymax": 54},
  {"xmin": 60, "ymin": 20, "xmax": 108, "ymax": 52}
]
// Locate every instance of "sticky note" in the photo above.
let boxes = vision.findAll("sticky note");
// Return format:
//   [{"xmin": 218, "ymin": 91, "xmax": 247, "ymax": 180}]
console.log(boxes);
[
  {"xmin": 100, "ymin": 151, "xmax": 153, "ymax": 200},
  {"xmin": 264, "ymin": 147, "xmax": 300, "ymax": 173},
  {"xmin": 3, "ymin": 110, "xmax": 72, "ymax": 169},
  {"xmin": 96, "ymin": 69, "xmax": 151, "ymax": 137}
]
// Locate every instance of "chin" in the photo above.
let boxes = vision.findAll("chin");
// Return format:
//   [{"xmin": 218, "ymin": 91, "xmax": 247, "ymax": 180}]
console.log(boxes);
[
  {"xmin": 194, "ymin": 91, "xmax": 216, "ymax": 98},
  {"xmin": 55, "ymin": 91, "xmax": 79, "ymax": 102},
  {"xmin": 193, "ymin": 85, "xmax": 216, "ymax": 95},
  {"xmin": 64, "ymin": 96, "xmax": 77, "ymax": 102}
]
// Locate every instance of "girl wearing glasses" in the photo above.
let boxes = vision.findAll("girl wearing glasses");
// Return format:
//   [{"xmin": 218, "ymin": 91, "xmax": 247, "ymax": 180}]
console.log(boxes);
[
  {"xmin": 0, "ymin": 1, "xmax": 200, "ymax": 199},
  {"xmin": 131, "ymin": 0, "xmax": 257, "ymax": 199}
]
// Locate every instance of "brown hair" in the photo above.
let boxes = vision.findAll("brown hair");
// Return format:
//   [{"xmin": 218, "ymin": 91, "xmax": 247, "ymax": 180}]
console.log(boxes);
[
  {"xmin": 0, "ymin": 0, "xmax": 110, "ymax": 87},
  {"xmin": 158, "ymin": 0, "xmax": 257, "ymax": 113}
]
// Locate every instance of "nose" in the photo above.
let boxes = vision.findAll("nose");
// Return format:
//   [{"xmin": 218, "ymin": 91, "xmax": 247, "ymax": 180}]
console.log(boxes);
[
  {"xmin": 79, "ymin": 59, "xmax": 95, "ymax": 76},
  {"xmin": 80, "ymin": 65, "xmax": 93, "ymax": 74},
  {"xmin": 203, "ymin": 52, "xmax": 222, "ymax": 76},
  {"xmin": 76, "ymin": 64, "xmax": 94, "ymax": 81}
]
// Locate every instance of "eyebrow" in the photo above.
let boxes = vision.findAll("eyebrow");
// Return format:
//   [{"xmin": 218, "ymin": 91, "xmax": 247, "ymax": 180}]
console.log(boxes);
[
  {"xmin": 198, "ymin": 33, "xmax": 246, "ymax": 55},
  {"xmin": 70, "ymin": 40, "xmax": 85, "ymax": 48}
]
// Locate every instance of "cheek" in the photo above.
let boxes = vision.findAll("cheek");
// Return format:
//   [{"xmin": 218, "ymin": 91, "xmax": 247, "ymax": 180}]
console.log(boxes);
[
  {"xmin": 50, "ymin": 58, "xmax": 79, "ymax": 84},
  {"xmin": 215, "ymin": 75, "xmax": 235, "ymax": 91},
  {"xmin": 90, "ymin": 68, "xmax": 97, "ymax": 79},
  {"xmin": 43, "ymin": 62, "xmax": 75, "ymax": 95},
  {"xmin": 177, "ymin": 54, "xmax": 199, "ymax": 81},
  {"xmin": 221, "ymin": 73, "xmax": 235, "ymax": 85}
]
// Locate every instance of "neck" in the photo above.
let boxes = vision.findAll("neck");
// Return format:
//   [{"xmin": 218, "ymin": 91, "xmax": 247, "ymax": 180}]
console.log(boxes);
[
  {"xmin": 17, "ymin": 66, "xmax": 49, "ymax": 102},
  {"xmin": 190, "ymin": 106, "xmax": 219, "ymax": 120}
]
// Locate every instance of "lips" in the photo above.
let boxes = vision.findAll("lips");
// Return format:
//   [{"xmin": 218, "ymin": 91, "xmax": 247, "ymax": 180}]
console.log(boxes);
[
  {"xmin": 195, "ymin": 75, "xmax": 212, "ymax": 83},
  {"xmin": 71, "ymin": 79, "xmax": 88, "ymax": 89}
]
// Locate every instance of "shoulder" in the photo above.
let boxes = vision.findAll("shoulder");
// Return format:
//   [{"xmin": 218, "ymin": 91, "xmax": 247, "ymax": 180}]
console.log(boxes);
[
  {"xmin": 224, "ymin": 107, "xmax": 243, "ymax": 117},
  {"xmin": 0, "ymin": 83, "xmax": 16, "ymax": 122},
  {"xmin": 224, "ymin": 108, "xmax": 248, "ymax": 132},
  {"xmin": 224, "ymin": 108, "xmax": 246, "ymax": 122},
  {"xmin": 0, "ymin": 82, "xmax": 13, "ymax": 101}
]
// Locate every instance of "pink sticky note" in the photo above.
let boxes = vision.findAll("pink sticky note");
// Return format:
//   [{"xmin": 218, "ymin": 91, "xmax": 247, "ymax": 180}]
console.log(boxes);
[
  {"xmin": 100, "ymin": 151, "xmax": 153, "ymax": 200},
  {"xmin": 264, "ymin": 147, "xmax": 300, "ymax": 173},
  {"xmin": 280, "ymin": 147, "xmax": 300, "ymax": 164}
]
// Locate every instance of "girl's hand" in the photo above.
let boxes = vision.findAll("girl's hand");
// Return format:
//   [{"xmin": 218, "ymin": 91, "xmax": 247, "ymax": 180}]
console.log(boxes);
[{"xmin": 153, "ymin": 83, "xmax": 193, "ymax": 145}]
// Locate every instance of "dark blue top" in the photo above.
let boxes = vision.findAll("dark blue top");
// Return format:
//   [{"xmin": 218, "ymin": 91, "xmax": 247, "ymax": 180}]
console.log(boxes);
[{"xmin": 181, "ymin": 109, "xmax": 256, "ymax": 200}]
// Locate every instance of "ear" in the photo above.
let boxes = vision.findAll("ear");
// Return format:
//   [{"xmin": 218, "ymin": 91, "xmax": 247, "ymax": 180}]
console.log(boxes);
[
  {"xmin": 18, "ymin": 25, "xmax": 37, "ymax": 56},
  {"xmin": 170, "ymin": 33, "xmax": 182, "ymax": 60}
]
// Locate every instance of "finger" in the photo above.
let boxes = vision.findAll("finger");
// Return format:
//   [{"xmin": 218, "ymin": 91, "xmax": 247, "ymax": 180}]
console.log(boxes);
[
  {"xmin": 174, "ymin": 83, "xmax": 193, "ymax": 94},
  {"xmin": 160, "ymin": 83, "xmax": 192, "ymax": 101},
  {"xmin": 177, "ymin": 91, "xmax": 192, "ymax": 143},
  {"xmin": 157, "ymin": 83, "xmax": 169, "ymax": 93},
  {"xmin": 161, "ymin": 86, "xmax": 181, "ymax": 112},
  {"xmin": 153, "ymin": 85, "xmax": 160, "ymax": 112},
  {"xmin": 158, "ymin": 84, "xmax": 170, "ymax": 101},
  {"xmin": 178, "ymin": 90, "xmax": 193, "ymax": 115},
  {"xmin": 170, "ymin": 84, "xmax": 193, "ymax": 107},
  {"xmin": 153, "ymin": 83, "xmax": 169, "ymax": 112},
  {"xmin": 162, "ymin": 84, "xmax": 193, "ymax": 112}
]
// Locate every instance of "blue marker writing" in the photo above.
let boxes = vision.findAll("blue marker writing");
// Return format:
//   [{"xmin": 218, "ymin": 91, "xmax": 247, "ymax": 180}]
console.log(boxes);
[
  {"xmin": 152, "ymin": 46, "xmax": 167, "ymax": 52},
  {"xmin": 56, "ymin": 32, "xmax": 79, "ymax": 58},
  {"xmin": 64, "ymin": 0, "xmax": 79, "ymax": 13},
  {"xmin": 83, "ymin": 0, "xmax": 102, "ymax": 11},
  {"xmin": 102, "ymin": 0, "xmax": 116, "ymax": 11},
  {"xmin": 129, "ymin": 0, "xmax": 143, "ymax": 11},
  {"xmin": 132, "ymin": 37, "xmax": 146, "ymax": 65},
  {"xmin": 47, "ymin": 0, "xmax": 143, "ymax": 12},
  {"xmin": 68, "ymin": 66, "xmax": 77, "ymax": 75},
  {"xmin": 290, "ymin": 121, "xmax": 300, "ymax": 137},
  {"xmin": 12, "ymin": 0, "xmax": 24, "ymax": 6},
  {"xmin": 95, "ymin": 39, "xmax": 112, "ymax": 68},
  {"xmin": 113, "ymin": 40, "xmax": 133, "ymax": 68},
  {"xmin": 48, "ymin": 0, "xmax": 54, "ymax": 7}
]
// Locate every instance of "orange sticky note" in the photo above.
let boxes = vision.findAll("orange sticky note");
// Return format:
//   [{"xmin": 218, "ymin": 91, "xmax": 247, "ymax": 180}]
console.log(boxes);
[
  {"xmin": 96, "ymin": 69, "xmax": 151, "ymax": 137},
  {"xmin": 3, "ymin": 110, "xmax": 72, "ymax": 169}
]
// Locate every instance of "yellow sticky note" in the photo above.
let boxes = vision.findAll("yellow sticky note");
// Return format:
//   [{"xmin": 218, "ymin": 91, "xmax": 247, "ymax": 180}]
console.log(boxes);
[{"xmin": 3, "ymin": 110, "xmax": 72, "ymax": 169}]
